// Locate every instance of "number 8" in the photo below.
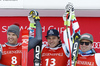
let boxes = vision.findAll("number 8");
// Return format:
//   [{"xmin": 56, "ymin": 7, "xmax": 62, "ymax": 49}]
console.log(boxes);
[{"xmin": 11, "ymin": 56, "xmax": 17, "ymax": 64}]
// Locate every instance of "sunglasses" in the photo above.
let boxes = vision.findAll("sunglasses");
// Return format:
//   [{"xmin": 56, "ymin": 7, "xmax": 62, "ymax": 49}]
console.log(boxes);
[{"xmin": 80, "ymin": 42, "xmax": 90, "ymax": 46}]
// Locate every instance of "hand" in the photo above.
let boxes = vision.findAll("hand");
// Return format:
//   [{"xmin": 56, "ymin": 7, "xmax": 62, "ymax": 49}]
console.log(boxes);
[
  {"xmin": 65, "ymin": 2, "xmax": 74, "ymax": 12},
  {"xmin": 28, "ymin": 10, "xmax": 40, "ymax": 28},
  {"xmin": 63, "ymin": 2, "xmax": 75, "ymax": 26},
  {"xmin": 65, "ymin": 2, "xmax": 76, "ymax": 21},
  {"xmin": 28, "ymin": 10, "xmax": 40, "ymax": 23}
]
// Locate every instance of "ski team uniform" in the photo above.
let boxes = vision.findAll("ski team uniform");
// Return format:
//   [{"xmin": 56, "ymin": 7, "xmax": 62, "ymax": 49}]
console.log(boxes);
[
  {"xmin": 0, "ymin": 43, "xmax": 22, "ymax": 65},
  {"xmin": 63, "ymin": 20, "xmax": 100, "ymax": 65},
  {"xmin": 76, "ymin": 53, "xmax": 100, "ymax": 66},
  {"xmin": 41, "ymin": 19, "xmax": 80, "ymax": 66},
  {"xmin": 41, "ymin": 44, "xmax": 70, "ymax": 66}
]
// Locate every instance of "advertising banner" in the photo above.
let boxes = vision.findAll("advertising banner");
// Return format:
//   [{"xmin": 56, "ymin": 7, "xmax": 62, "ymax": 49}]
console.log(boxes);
[{"xmin": 0, "ymin": 17, "xmax": 100, "ymax": 65}]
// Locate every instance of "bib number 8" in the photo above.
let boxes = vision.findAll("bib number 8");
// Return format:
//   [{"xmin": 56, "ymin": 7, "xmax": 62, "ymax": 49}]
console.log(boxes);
[{"xmin": 11, "ymin": 56, "xmax": 17, "ymax": 64}]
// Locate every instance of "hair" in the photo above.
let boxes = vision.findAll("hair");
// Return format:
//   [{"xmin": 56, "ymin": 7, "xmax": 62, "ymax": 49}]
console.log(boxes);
[{"xmin": 58, "ymin": 37, "xmax": 62, "ymax": 44}]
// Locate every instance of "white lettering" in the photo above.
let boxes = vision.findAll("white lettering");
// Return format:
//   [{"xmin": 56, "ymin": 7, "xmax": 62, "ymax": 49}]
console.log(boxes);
[
  {"xmin": 47, "ymin": 25, "xmax": 65, "ymax": 34},
  {"xmin": 2, "ymin": 26, "xmax": 29, "ymax": 33},
  {"xmin": 22, "ymin": 38, "xmax": 28, "ymax": 44},
  {"xmin": 42, "ymin": 41, "xmax": 100, "ymax": 49},
  {"xmin": 60, "ymin": 27, "xmax": 64, "ymax": 34},
  {"xmin": 2, "ymin": 50, "xmax": 22, "ymax": 55},
  {"xmin": 42, "ymin": 26, "xmax": 45, "ymax": 32},
  {"xmin": 42, "ymin": 53, "xmax": 63, "ymax": 57},
  {"xmin": 48, "ymin": 25, "xmax": 54, "ymax": 30},
  {"xmin": 93, "ymin": 42, "xmax": 100, "ymax": 49},
  {"xmin": 2, "ymin": 26, "xmax": 7, "ymax": 32},
  {"xmin": 72, "ymin": 42, "xmax": 78, "ymax": 57},
  {"xmin": 35, "ymin": 46, "xmax": 40, "ymax": 59},
  {"xmin": 77, "ymin": 60, "xmax": 94, "ymax": 66},
  {"xmin": 20, "ymin": 26, "xmax": 28, "ymax": 31}
]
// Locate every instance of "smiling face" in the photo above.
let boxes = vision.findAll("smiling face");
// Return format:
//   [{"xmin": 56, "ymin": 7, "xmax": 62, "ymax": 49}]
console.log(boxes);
[
  {"xmin": 7, "ymin": 32, "xmax": 18, "ymax": 44},
  {"xmin": 80, "ymin": 39, "xmax": 93, "ymax": 52},
  {"xmin": 47, "ymin": 36, "xmax": 60, "ymax": 48}
]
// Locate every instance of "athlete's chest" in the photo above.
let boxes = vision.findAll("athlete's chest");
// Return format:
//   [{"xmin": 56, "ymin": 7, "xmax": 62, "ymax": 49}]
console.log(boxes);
[
  {"xmin": 42, "ymin": 47, "xmax": 64, "ymax": 57},
  {"xmin": 0, "ymin": 44, "xmax": 22, "ymax": 65},
  {"xmin": 2, "ymin": 44, "xmax": 22, "ymax": 55},
  {"xmin": 76, "ymin": 54, "xmax": 97, "ymax": 66},
  {"xmin": 41, "ymin": 47, "xmax": 69, "ymax": 66}
]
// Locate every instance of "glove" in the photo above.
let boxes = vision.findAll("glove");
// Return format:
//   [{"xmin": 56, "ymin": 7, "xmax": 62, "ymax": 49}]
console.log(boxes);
[
  {"xmin": 65, "ymin": 2, "xmax": 76, "ymax": 21},
  {"xmin": 63, "ymin": 2, "xmax": 75, "ymax": 26},
  {"xmin": 28, "ymin": 10, "xmax": 40, "ymax": 22},
  {"xmin": 65, "ymin": 2, "xmax": 74, "ymax": 12},
  {"xmin": 63, "ymin": 3, "xmax": 72, "ymax": 26},
  {"xmin": 28, "ymin": 10, "xmax": 40, "ymax": 28}
]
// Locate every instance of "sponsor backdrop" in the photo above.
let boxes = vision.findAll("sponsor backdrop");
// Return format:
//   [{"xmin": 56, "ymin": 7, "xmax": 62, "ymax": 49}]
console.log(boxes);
[{"xmin": 0, "ymin": 17, "xmax": 100, "ymax": 66}]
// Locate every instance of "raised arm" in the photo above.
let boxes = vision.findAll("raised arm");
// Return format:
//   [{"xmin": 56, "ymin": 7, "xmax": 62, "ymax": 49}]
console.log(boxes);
[
  {"xmin": 63, "ymin": 3, "xmax": 80, "ymax": 66},
  {"xmin": 28, "ymin": 10, "xmax": 42, "ymax": 51},
  {"xmin": 63, "ymin": 3, "xmax": 80, "ymax": 48}
]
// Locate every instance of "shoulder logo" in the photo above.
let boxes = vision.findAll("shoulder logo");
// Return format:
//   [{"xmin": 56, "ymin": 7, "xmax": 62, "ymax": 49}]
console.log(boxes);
[
  {"xmin": 49, "ymin": 30, "xmax": 54, "ymax": 34},
  {"xmin": 82, "ymin": 35, "xmax": 90, "ymax": 38},
  {"xmin": 2, "ymin": 44, "xmax": 6, "ymax": 47}
]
